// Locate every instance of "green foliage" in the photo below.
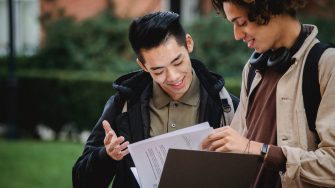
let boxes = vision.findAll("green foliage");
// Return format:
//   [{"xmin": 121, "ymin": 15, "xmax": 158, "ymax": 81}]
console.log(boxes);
[
  {"xmin": 32, "ymin": 11, "xmax": 250, "ymax": 78},
  {"xmin": 0, "ymin": 71, "xmax": 241, "ymax": 133},
  {"xmin": 225, "ymin": 77, "xmax": 242, "ymax": 96},
  {"xmin": 188, "ymin": 14, "xmax": 252, "ymax": 77},
  {"xmin": 0, "ymin": 140, "xmax": 83, "ymax": 188},
  {"xmin": 2, "ymin": 13, "xmax": 335, "ymax": 134},
  {"xmin": 0, "ymin": 72, "xmax": 116, "ymax": 134},
  {"xmin": 35, "ymin": 11, "xmax": 138, "ymax": 73},
  {"xmin": 300, "ymin": 16, "xmax": 335, "ymax": 44}
]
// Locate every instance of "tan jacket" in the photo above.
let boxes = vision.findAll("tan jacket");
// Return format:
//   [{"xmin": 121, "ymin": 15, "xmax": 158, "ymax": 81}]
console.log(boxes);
[{"xmin": 231, "ymin": 25, "xmax": 335, "ymax": 187}]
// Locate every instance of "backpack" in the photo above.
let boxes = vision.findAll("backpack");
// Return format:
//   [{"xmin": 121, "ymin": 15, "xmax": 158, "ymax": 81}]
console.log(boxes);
[{"xmin": 247, "ymin": 42, "xmax": 334, "ymax": 134}]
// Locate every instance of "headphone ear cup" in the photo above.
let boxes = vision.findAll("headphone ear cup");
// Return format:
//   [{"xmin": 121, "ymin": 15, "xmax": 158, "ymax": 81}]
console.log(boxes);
[
  {"xmin": 249, "ymin": 50, "xmax": 271, "ymax": 71},
  {"xmin": 267, "ymin": 47, "xmax": 290, "ymax": 67},
  {"xmin": 267, "ymin": 47, "xmax": 291, "ymax": 72}
]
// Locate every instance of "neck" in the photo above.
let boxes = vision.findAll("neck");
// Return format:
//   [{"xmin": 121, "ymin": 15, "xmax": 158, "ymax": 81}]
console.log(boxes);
[{"xmin": 272, "ymin": 15, "xmax": 301, "ymax": 50}]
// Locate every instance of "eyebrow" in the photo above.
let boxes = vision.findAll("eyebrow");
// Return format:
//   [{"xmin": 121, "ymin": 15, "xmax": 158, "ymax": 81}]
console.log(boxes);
[
  {"xmin": 231, "ymin": 16, "xmax": 242, "ymax": 23},
  {"xmin": 149, "ymin": 53, "xmax": 182, "ymax": 71}
]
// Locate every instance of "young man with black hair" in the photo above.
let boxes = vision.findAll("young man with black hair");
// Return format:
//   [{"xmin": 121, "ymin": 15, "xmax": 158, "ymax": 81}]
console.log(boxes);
[
  {"xmin": 202, "ymin": 0, "xmax": 335, "ymax": 187},
  {"xmin": 72, "ymin": 11, "xmax": 238, "ymax": 188}
]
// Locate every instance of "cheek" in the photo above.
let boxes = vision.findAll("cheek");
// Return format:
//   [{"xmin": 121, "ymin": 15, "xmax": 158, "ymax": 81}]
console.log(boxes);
[
  {"xmin": 181, "ymin": 62, "xmax": 192, "ymax": 72},
  {"xmin": 150, "ymin": 73, "xmax": 166, "ymax": 84},
  {"xmin": 246, "ymin": 28, "xmax": 256, "ymax": 39}
]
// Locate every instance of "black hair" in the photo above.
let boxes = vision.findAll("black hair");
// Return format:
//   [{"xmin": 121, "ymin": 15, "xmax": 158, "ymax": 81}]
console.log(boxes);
[
  {"xmin": 212, "ymin": 0, "xmax": 306, "ymax": 25},
  {"xmin": 128, "ymin": 11, "xmax": 186, "ymax": 63}
]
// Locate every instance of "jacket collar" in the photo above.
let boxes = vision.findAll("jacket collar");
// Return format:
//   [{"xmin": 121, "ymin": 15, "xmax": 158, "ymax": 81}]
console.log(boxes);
[{"xmin": 292, "ymin": 24, "xmax": 318, "ymax": 62}]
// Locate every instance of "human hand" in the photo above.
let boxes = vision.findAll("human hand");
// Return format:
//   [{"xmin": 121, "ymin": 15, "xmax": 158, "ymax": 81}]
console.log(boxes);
[
  {"xmin": 103, "ymin": 120, "xmax": 129, "ymax": 160},
  {"xmin": 201, "ymin": 126, "xmax": 250, "ymax": 153}
]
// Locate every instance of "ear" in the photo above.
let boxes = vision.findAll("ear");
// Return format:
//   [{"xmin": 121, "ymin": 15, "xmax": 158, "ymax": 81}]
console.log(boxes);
[
  {"xmin": 186, "ymin": 34, "xmax": 194, "ymax": 53},
  {"xmin": 136, "ymin": 58, "xmax": 148, "ymax": 72}
]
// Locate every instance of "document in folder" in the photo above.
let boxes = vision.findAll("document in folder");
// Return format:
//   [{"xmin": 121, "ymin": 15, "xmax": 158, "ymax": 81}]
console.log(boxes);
[
  {"xmin": 128, "ymin": 122, "xmax": 213, "ymax": 188},
  {"xmin": 158, "ymin": 149, "xmax": 261, "ymax": 188}
]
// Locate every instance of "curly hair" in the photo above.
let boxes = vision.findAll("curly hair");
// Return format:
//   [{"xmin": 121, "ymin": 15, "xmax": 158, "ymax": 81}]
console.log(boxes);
[{"xmin": 211, "ymin": 0, "xmax": 306, "ymax": 25}]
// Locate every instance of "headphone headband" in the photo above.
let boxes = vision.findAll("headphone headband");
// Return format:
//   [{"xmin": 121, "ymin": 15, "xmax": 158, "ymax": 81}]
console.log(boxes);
[{"xmin": 249, "ymin": 24, "xmax": 308, "ymax": 73}]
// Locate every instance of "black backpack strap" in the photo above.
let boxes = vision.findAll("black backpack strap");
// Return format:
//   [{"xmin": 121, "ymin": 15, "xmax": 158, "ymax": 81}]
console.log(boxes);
[
  {"xmin": 247, "ymin": 65, "xmax": 256, "ymax": 96},
  {"xmin": 303, "ymin": 42, "xmax": 333, "ymax": 133},
  {"xmin": 218, "ymin": 87, "xmax": 239, "ymax": 126}
]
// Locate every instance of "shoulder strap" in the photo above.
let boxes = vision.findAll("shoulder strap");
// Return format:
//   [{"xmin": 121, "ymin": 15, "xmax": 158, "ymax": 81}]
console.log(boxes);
[
  {"xmin": 219, "ymin": 87, "xmax": 238, "ymax": 126},
  {"xmin": 303, "ymin": 42, "xmax": 333, "ymax": 133},
  {"xmin": 247, "ymin": 65, "xmax": 256, "ymax": 96}
]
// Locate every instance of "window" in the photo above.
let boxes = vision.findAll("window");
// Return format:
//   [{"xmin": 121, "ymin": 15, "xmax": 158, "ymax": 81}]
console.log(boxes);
[
  {"xmin": 160, "ymin": 0, "xmax": 200, "ymax": 24},
  {"xmin": 0, "ymin": 0, "xmax": 40, "ymax": 55}
]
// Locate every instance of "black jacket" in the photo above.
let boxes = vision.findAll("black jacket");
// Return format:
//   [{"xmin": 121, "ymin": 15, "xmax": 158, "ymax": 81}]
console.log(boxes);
[{"xmin": 72, "ymin": 59, "xmax": 239, "ymax": 188}]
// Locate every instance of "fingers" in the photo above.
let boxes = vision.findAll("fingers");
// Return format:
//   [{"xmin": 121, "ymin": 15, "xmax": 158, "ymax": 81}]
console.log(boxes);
[
  {"xmin": 213, "ymin": 145, "xmax": 229, "ymax": 153},
  {"xmin": 107, "ymin": 139, "xmax": 130, "ymax": 161},
  {"xmin": 102, "ymin": 120, "xmax": 130, "ymax": 161},
  {"xmin": 201, "ymin": 128, "xmax": 229, "ymax": 150},
  {"xmin": 103, "ymin": 120, "xmax": 118, "ymax": 146},
  {"xmin": 213, "ymin": 126, "xmax": 229, "ymax": 133},
  {"xmin": 104, "ymin": 131, "xmax": 114, "ymax": 146},
  {"xmin": 120, "ymin": 141, "xmax": 129, "ymax": 151},
  {"xmin": 107, "ymin": 136, "xmax": 124, "ymax": 152},
  {"xmin": 113, "ymin": 148, "xmax": 130, "ymax": 161},
  {"xmin": 102, "ymin": 120, "xmax": 116, "ymax": 136},
  {"xmin": 202, "ymin": 127, "xmax": 240, "ymax": 151},
  {"xmin": 113, "ymin": 141, "xmax": 129, "ymax": 156},
  {"xmin": 207, "ymin": 138, "xmax": 227, "ymax": 151},
  {"xmin": 201, "ymin": 137, "xmax": 212, "ymax": 150},
  {"xmin": 209, "ymin": 126, "xmax": 230, "ymax": 140}
]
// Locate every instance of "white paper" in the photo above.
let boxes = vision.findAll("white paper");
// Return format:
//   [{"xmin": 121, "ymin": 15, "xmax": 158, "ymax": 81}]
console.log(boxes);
[
  {"xmin": 130, "ymin": 167, "xmax": 142, "ymax": 188},
  {"xmin": 128, "ymin": 122, "xmax": 213, "ymax": 188}
]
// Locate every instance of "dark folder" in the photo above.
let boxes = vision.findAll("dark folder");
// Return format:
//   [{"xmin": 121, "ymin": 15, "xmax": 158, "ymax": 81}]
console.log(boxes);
[{"xmin": 158, "ymin": 149, "xmax": 261, "ymax": 188}]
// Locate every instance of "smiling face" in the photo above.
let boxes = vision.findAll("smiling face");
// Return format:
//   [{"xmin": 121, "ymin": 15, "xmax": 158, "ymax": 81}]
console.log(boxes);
[
  {"xmin": 137, "ymin": 34, "xmax": 194, "ymax": 101},
  {"xmin": 223, "ymin": 2, "xmax": 283, "ymax": 53}
]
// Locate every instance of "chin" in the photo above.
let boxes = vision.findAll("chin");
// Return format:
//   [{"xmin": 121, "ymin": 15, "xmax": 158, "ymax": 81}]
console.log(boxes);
[{"xmin": 254, "ymin": 48, "xmax": 266, "ymax": 54}]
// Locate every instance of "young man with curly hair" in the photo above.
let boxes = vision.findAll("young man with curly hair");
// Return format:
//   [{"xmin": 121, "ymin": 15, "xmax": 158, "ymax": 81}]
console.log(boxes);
[{"xmin": 202, "ymin": 0, "xmax": 335, "ymax": 187}]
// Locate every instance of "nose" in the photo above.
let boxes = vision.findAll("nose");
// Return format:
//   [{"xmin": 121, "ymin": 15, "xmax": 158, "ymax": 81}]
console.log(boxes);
[
  {"xmin": 234, "ymin": 25, "xmax": 245, "ymax": 41},
  {"xmin": 166, "ymin": 67, "xmax": 179, "ymax": 82}
]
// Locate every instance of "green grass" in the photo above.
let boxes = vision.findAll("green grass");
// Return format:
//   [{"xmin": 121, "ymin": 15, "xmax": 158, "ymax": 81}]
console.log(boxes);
[{"xmin": 0, "ymin": 139, "xmax": 84, "ymax": 188}]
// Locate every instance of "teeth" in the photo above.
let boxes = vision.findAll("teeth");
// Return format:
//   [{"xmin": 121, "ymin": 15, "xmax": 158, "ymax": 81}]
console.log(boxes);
[
  {"xmin": 171, "ymin": 80, "xmax": 182, "ymax": 86},
  {"xmin": 173, "ymin": 81, "xmax": 182, "ymax": 86}
]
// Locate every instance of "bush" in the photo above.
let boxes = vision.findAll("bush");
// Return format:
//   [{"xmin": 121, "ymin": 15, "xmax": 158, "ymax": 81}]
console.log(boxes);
[
  {"xmin": 0, "ymin": 70, "xmax": 241, "ymax": 135},
  {"xmin": 4, "ymin": 13, "xmax": 333, "ymax": 79},
  {"xmin": 188, "ymin": 14, "xmax": 335, "ymax": 78},
  {"xmin": 2, "ymin": 13, "xmax": 334, "ymax": 136},
  {"xmin": 34, "ymin": 11, "xmax": 138, "ymax": 73},
  {"xmin": 31, "ymin": 12, "xmax": 251, "ymax": 78},
  {"xmin": 300, "ymin": 16, "xmax": 335, "ymax": 44},
  {"xmin": 188, "ymin": 13, "xmax": 252, "ymax": 78},
  {"xmin": 0, "ymin": 71, "xmax": 117, "ymax": 137}
]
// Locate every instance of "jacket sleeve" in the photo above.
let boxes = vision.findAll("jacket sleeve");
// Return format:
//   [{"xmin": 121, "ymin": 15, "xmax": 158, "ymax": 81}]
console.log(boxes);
[
  {"xmin": 280, "ymin": 48, "xmax": 335, "ymax": 187},
  {"xmin": 72, "ymin": 96, "xmax": 120, "ymax": 188}
]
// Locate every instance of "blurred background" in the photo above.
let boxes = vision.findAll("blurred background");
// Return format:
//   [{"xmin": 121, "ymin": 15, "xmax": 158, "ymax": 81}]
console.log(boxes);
[{"xmin": 0, "ymin": 0, "xmax": 334, "ymax": 187}]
